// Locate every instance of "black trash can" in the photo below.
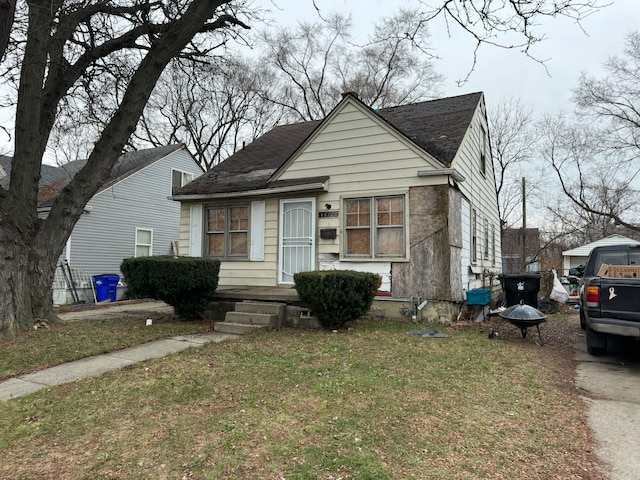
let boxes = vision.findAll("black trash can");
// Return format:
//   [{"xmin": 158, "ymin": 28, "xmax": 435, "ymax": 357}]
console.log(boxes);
[{"xmin": 500, "ymin": 273, "xmax": 541, "ymax": 307}]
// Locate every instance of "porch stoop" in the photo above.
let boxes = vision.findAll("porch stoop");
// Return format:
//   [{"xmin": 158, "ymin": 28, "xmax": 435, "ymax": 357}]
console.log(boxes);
[{"xmin": 213, "ymin": 301, "xmax": 286, "ymax": 335}]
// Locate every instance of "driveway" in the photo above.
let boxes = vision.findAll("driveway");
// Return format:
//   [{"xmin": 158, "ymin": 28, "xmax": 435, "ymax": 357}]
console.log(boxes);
[{"xmin": 575, "ymin": 334, "xmax": 640, "ymax": 480}]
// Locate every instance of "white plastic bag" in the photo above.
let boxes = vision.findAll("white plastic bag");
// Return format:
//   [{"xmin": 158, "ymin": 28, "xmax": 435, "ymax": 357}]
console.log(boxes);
[{"xmin": 549, "ymin": 269, "xmax": 569, "ymax": 304}]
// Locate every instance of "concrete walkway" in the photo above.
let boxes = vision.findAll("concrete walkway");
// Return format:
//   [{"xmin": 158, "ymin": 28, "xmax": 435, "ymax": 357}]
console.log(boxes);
[{"xmin": 0, "ymin": 301, "xmax": 238, "ymax": 402}]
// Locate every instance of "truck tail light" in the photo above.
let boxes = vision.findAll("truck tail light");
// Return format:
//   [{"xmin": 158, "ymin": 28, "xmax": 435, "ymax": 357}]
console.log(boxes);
[{"xmin": 586, "ymin": 286, "xmax": 600, "ymax": 308}]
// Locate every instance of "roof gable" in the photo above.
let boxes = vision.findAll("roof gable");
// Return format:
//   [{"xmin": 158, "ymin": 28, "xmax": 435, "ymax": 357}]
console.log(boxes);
[
  {"xmin": 34, "ymin": 144, "xmax": 189, "ymax": 207},
  {"xmin": 177, "ymin": 92, "xmax": 483, "ymax": 197}
]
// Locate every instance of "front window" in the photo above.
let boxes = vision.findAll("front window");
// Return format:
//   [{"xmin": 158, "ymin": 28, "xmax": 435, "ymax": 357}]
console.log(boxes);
[
  {"xmin": 344, "ymin": 195, "xmax": 405, "ymax": 258},
  {"xmin": 135, "ymin": 228, "xmax": 153, "ymax": 257},
  {"xmin": 171, "ymin": 169, "xmax": 194, "ymax": 194},
  {"xmin": 206, "ymin": 205, "xmax": 249, "ymax": 258}
]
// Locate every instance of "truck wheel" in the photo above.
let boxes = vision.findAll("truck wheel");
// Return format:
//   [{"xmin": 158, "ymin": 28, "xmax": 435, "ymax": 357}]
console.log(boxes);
[
  {"xmin": 586, "ymin": 324, "xmax": 607, "ymax": 356},
  {"xmin": 579, "ymin": 308, "xmax": 586, "ymax": 330}
]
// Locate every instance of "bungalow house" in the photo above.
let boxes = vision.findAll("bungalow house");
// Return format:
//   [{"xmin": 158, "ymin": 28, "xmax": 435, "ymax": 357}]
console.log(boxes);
[
  {"xmin": 172, "ymin": 92, "xmax": 502, "ymax": 322},
  {"xmin": 2, "ymin": 145, "xmax": 203, "ymax": 304}
]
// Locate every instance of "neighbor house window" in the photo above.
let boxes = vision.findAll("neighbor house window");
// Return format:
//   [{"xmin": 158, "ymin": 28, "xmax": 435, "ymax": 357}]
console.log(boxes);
[
  {"xmin": 135, "ymin": 228, "xmax": 153, "ymax": 257},
  {"xmin": 206, "ymin": 205, "xmax": 249, "ymax": 258},
  {"xmin": 344, "ymin": 195, "xmax": 405, "ymax": 258},
  {"xmin": 171, "ymin": 169, "xmax": 194, "ymax": 194}
]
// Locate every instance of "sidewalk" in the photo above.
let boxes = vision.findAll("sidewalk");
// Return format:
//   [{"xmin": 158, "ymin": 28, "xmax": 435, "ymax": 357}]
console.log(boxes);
[{"xmin": 0, "ymin": 301, "xmax": 238, "ymax": 402}]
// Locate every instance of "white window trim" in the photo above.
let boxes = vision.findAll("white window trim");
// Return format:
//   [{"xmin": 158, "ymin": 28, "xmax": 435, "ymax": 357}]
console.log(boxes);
[
  {"xmin": 135, "ymin": 228, "xmax": 153, "ymax": 257},
  {"xmin": 171, "ymin": 168, "xmax": 194, "ymax": 195}
]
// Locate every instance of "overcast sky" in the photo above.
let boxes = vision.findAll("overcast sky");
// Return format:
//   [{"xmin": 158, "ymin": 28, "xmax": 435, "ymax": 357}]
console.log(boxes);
[{"xmin": 271, "ymin": 0, "xmax": 638, "ymax": 116}]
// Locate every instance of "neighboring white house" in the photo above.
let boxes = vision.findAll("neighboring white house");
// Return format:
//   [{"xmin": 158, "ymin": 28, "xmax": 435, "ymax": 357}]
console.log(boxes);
[
  {"xmin": 172, "ymin": 92, "xmax": 502, "ymax": 322},
  {"xmin": 562, "ymin": 234, "xmax": 640, "ymax": 275},
  {"xmin": 1, "ymin": 145, "xmax": 203, "ymax": 304}
]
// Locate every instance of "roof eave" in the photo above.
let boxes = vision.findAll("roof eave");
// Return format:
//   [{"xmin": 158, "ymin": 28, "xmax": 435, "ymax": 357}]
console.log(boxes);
[
  {"xmin": 417, "ymin": 168, "xmax": 466, "ymax": 183},
  {"xmin": 171, "ymin": 181, "xmax": 328, "ymax": 202}
]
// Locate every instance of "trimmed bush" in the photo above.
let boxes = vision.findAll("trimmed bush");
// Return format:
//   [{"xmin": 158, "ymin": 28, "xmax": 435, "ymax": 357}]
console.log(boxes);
[
  {"xmin": 294, "ymin": 270, "xmax": 380, "ymax": 329},
  {"xmin": 121, "ymin": 256, "xmax": 220, "ymax": 319}
]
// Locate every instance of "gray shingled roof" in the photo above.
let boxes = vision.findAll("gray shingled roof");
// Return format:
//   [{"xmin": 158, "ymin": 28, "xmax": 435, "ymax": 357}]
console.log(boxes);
[
  {"xmin": 1, "ymin": 145, "xmax": 186, "ymax": 205},
  {"xmin": 177, "ymin": 92, "xmax": 482, "ymax": 197}
]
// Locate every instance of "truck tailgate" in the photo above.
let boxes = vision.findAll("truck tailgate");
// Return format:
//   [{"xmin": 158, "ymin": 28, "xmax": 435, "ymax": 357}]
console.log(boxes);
[{"xmin": 598, "ymin": 279, "xmax": 640, "ymax": 322}]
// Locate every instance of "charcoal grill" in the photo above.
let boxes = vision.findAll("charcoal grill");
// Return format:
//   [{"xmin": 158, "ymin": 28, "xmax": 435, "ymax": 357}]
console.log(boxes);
[{"xmin": 488, "ymin": 302, "xmax": 547, "ymax": 345}]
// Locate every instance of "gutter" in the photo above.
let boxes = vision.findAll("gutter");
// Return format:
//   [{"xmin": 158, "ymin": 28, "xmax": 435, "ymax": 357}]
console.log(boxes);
[
  {"xmin": 417, "ymin": 168, "xmax": 466, "ymax": 183},
  {"xmin": 171, "ymin": 181, "xmax": 328, "ymax": 201}
]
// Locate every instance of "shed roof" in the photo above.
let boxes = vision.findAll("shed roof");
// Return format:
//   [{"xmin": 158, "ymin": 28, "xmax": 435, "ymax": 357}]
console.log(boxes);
[
  {"xmin": 562, "ymin": 235, "xmax": 640, "ymax": 257},
  {"xmin": 177, "ymin": 92, "xmax": 483, "ymax": 197}
]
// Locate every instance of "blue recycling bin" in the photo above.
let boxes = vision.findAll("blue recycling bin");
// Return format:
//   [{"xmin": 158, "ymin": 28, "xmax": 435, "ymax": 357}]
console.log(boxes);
[{"xmin": 93, "ymin": 275, "xmax": 120, "ymax": 302}]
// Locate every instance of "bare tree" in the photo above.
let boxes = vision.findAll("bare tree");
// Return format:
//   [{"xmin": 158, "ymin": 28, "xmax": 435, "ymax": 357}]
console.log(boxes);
[
  {"xmin": 0, "ymin": 1, "xmax": 252, "ymax": 336},
  {"xmin": 132, "ymin": 57, "xmax": 285, "ymax": 169},
  {"xmin": 573, "ymin": 31, "xmax": 640, "ymax": 158},
  {"xmin": 260, "ymin": 9, "xmax": 442, "ymax": 121},
  {"xmin": 489, "ymin": 97, "xmax": 541, "ymax": 230},
  {"xmin": 540, "ymin": 114, "xmax": 640, "ymax": 235},
  {"xmin": 415, "ymin": 0, "xmax": 604, "ymax": 83}
]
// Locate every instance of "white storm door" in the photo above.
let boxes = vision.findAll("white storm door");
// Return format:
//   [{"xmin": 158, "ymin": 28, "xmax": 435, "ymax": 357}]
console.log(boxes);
[{"xmin": 279, "ymin": 198, "xmax": 316, "ymax": 284}]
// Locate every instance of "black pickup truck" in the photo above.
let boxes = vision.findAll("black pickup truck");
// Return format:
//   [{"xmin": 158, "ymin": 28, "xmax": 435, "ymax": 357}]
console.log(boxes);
[{"xmin": 576, "ymin": 244, "xmax": 640, "ymax": 355}]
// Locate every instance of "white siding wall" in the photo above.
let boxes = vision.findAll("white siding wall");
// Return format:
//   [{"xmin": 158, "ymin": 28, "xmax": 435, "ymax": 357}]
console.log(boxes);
[
  {"xmin": 451, "ymin": 97, "xmax": 502, "ymax": 289},
  {"xmin": 67, "ymin": 149, "xmax": 202, "ymax": 279}
]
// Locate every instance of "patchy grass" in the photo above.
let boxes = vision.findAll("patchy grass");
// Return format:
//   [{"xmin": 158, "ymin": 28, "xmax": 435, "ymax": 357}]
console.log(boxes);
[
  {"xmin": 0, "ymin": 318, "xmax": 603, "ymax": 479},
  {"xmin": 0, "ymin": 314, "xmax": 212, "ymax": 380}
]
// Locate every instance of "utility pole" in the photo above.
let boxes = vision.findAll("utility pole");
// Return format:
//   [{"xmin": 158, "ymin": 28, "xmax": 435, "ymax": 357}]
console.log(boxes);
[{"xmin": 521, "ymin": 177, "xmax": 527, "ymax": 272}]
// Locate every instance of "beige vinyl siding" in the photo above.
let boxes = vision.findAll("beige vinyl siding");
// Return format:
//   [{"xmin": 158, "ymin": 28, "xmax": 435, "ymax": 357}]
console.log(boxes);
[
  {"xmin": 180, "ymin": 198, "xmax": 280, "ymax": 287},
  {"xmin": 178, "ymin": 202, "xmax": 192, "ymax": 256},
  {"xmin": 277, "ymin": 102, "xmax": 447, "ymax": 194}
]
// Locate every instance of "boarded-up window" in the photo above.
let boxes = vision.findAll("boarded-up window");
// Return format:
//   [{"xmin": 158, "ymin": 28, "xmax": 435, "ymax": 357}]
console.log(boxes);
[
  {"xmin": 346, "ymin": 199, "xmax": 371, "ymax": 255},
  {"xmin": 376, "ymin": 196, "xmax": 404, "ymax": 256},
  {"xmin": 229, "ymin": 206, "xmax": 248, "ymax": 256},
  {"xmin": 344, "ymin": 195, "xmax": 405, "ymax": 259},
  {"xmin": 206, "ymin": 205, "xmax": 249, "ymax": 258}
]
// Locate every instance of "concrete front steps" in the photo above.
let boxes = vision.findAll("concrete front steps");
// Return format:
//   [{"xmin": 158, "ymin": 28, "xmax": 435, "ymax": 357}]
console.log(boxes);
[{"xmin": 213, "ymin": 301, "xmax": 285, "ymax": 335}]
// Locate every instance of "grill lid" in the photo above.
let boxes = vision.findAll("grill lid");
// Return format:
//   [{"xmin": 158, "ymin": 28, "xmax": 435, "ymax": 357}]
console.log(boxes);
[{"xmin": 499, "ymin": 303, "xmax": 547, "ymax": 321}]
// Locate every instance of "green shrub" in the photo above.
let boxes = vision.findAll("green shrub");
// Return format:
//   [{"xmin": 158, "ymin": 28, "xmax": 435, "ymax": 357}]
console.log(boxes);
[
  {"xmin": 294, "ymin": 270, "xmax": 380, "ymax": 329},
  {"xmin": 121, "ymin": 256, "xmax": 220, "ymax": 319}
]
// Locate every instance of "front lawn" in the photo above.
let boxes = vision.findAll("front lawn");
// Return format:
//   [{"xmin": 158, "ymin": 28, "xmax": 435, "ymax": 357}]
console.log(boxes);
[
  {"xmin": 0, "ymin": 318, "xmax": 603, "ymax": 479},
  {"xmin": 0, "ymin": 314, "xmax": 212, "ymax": 380}
]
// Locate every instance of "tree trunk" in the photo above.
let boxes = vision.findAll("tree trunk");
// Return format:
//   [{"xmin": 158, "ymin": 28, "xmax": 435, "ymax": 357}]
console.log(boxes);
[{"xmin": 0, "ymin": 221, "xmax": 61, "ymax": 337}]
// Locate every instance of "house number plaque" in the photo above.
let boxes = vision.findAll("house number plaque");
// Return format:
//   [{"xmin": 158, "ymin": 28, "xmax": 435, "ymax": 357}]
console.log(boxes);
[{"xmin": 319, "ymin": 211, "xmax": 339, "ymax": 218}]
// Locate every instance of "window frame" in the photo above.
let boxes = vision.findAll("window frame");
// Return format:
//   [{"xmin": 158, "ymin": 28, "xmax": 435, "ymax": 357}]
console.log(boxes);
[
  {"xmin": 479, "ymin": 125, "xmax": 487, "ymax": 176},
  {"xmin": 343, "ymin": 194, "xmax": 407, "ymax": 260},
  {"xmin": 135, "ymin": 228, "xmax": 153, "ymax": 257},
  {"xmin": 205, "ymin": 204, "xmax": 250, "ymax": 259},
  {"xmin": 171, "ymin": 168, "xmax": 194, "ymax": 195},
  {"xmin": 483, "ymin": 217, "xmax": 489, "ymax": 260},
  {"xmin": 471, "ymin": 208, "xmax": 478, "ymax": 263}
]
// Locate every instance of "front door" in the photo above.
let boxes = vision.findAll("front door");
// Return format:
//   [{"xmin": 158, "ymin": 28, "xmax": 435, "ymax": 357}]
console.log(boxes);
[{"xmin": 279, "ymin": 198, "xmax": 316, "ymax": 284}]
